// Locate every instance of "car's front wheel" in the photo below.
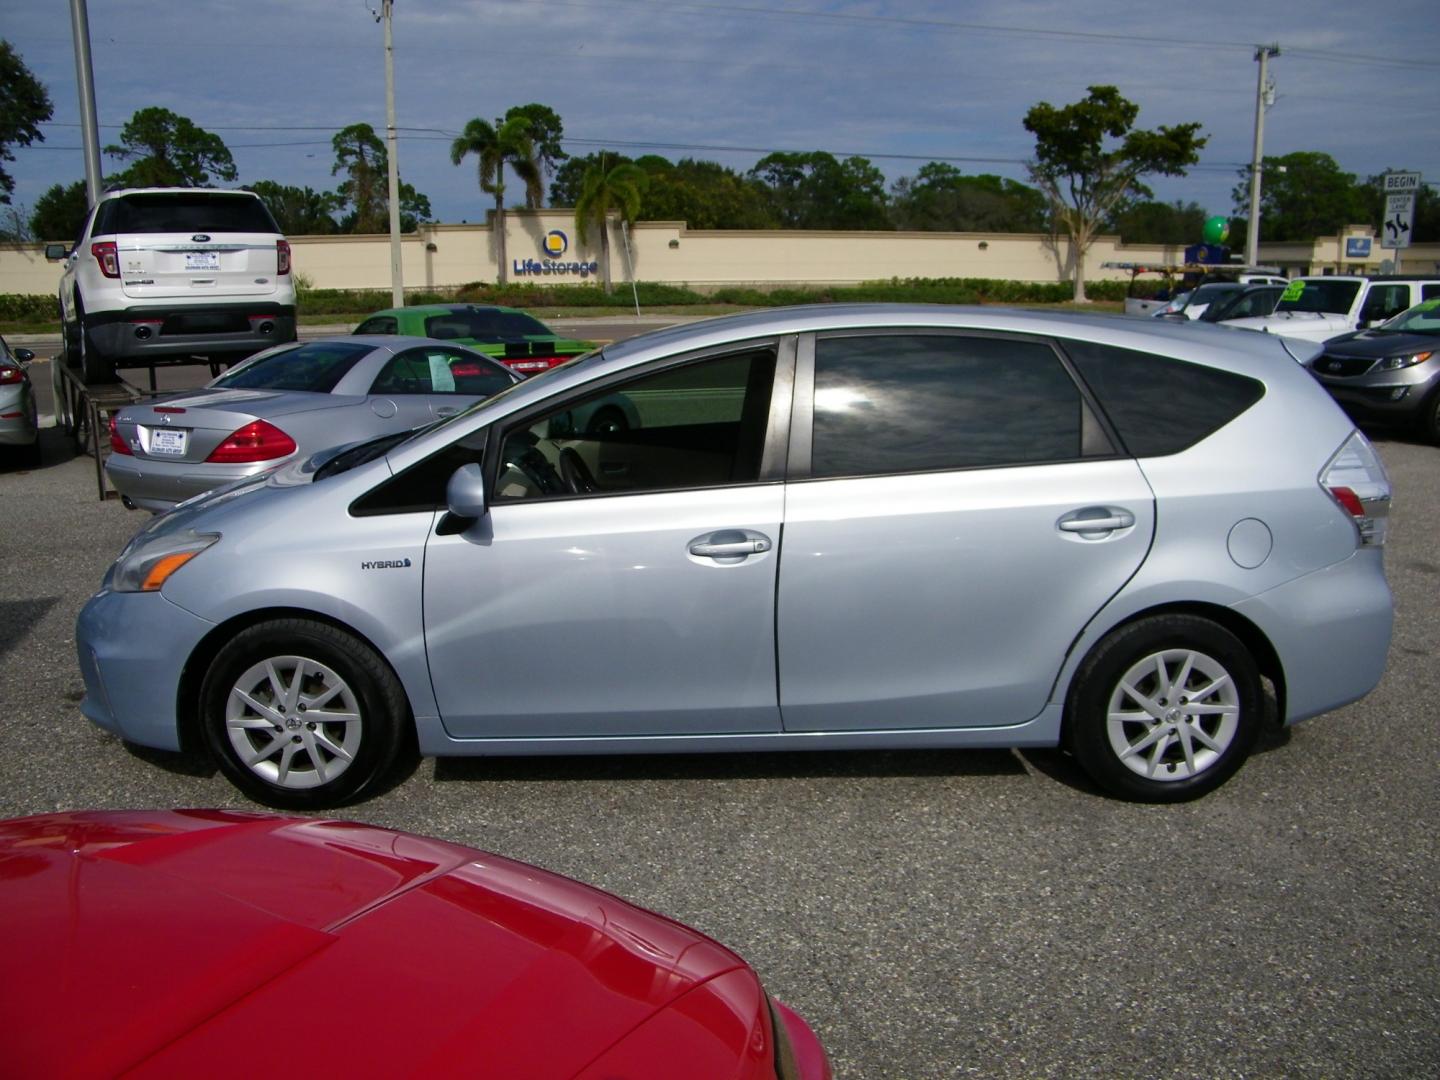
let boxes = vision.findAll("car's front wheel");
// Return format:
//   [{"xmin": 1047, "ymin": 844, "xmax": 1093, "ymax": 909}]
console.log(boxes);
[
  {"xmin": 199, "ymin": 619, "xmax": 410, "ymax": 809},
  {"xmin": 1067, "ymin": 615, "xmax": 1262, "ymax": 802},
  {"xmin": 1417, "ymin": 386, "xmax": 1440, "ymax": 446}
]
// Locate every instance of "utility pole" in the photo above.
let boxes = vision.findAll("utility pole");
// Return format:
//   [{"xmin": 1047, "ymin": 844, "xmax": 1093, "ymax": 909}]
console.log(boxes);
[
  {"xmin": 1245, "ymin": 44, "xmax": 1280, "ymax": 267},
  {"xmin": 382, "ymin": 0, "xmax": 404, "ymax": 306},
  {"xmin": 67, "ymin": 0, "xmax": 104, "ymax": 207}
]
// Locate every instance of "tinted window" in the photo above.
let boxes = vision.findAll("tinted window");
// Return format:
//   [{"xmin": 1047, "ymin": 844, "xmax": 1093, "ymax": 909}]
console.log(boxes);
[
  {"xmin": 95, "ymin": 193, "xmax": 281, "ymax": 234},
  {"xmin": 1277, "ymin": 280, "xmax": 1360, "ymax": 315},
  {"xmin": 213, "ymin": 341, "xmax": 371, "ymax": 392},
  {"xmin": 1064, "ymin": 340, "xmax": 1264, "ymax": 457},
  {"xmin": 355, "ymin": 316, "xmax": 398, "ymax": 335},
  {"xmin": 1360, "ymin": 285, "xmax": 1410, "ymax": 322},
  {"xmin": 494, "ymin": 348, "xmax": 776, "ymax": 500},
  {"xmin": 425, "ymin": 309, "xmax": 553, "ymax": 342},
  {"xmin": 352, "ymin": 429, "xmax": 489, "ymax": 516},
  {"xmin": 810, "ymin": 334, "xmax": 1086, "ymax": 478},
  {"xmin": 369, "ymin": 347, "xmax": 513, "ymax": 397}
]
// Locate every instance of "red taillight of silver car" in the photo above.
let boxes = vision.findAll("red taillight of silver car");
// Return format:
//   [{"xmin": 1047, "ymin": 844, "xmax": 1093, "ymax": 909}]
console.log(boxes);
[
  {"xmin": 206, "ymin": 420, "xmax": 297, "ymax": 463},
  {"xmin": 1321, "ymin": 431, "xmax": 1391, "ymax": 547},
  {"xmin": 108, "ymin": 413, "xmax": 132, "ymax": 456}
]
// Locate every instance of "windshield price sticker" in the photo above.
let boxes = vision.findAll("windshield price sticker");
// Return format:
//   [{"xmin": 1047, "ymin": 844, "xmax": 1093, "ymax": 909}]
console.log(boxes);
[{"xmin": 1280, "ymin": 280, "xmax": 1307, "ymax": 303}]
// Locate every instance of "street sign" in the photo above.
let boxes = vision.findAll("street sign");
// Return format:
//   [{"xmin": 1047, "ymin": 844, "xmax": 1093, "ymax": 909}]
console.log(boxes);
[
  {"xmin": 1382, "ymin": 191, "xmax": 1415, "ymax": 249},
  {"xmin": 1383, "ymin": 172, "xmax": 1421, "ymax": 193}
]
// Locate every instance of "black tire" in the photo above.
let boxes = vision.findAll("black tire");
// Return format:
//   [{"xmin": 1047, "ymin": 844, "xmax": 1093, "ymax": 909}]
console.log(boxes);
[
  {"xmin": 199, "ymin": 619, "xmax": 411, "ymax": 809},
  {"xmin": 78, "ymin": 321, "xmax": 116, "ymax": 384},
  {"xmin": 1066, "ymin": 614, "xmax": 1262, "ymax": 802},
  {"xmin": 1417, "ymin": 387, "xmax": 1440, "ymax": 446}
]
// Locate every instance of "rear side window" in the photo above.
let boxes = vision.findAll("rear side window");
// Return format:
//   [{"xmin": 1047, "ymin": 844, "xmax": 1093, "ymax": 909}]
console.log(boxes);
[
  {"xmin": 214, "ymin": 341, "xmax": 371, "ymax": 392},
  {"xmin": 94, "ymin": 193, "xmax": 281, "ymax": 234},
  {"xmin": 810, "ymin": 334, "xmax": 1094, "ymax": 478},
  {"xmin": 1064, "ymin": 340, "xmax": 1264, "ymax": 457},
  {"xmin": 424, "ymin": 309, "xmax": 551, "ymax": 341}
]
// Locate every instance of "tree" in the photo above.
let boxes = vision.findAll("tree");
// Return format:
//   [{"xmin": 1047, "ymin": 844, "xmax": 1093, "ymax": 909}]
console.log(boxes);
[
  {"xmin": 29, "ymin": 180, "xmax": 89, "ymax": 241},
  {"xmin": 449, "ymin": 116, "xmax": 541, "ymax": 285},
  {"xmin": 0, "ymin": 41, "xmax": 53, "ymax": 204},
  {"xmin": 329, "ymin": 124, "xmax": 432, "ymax": 234},
  {"xmin": 1230, "ymin": 152, "xmax": 1367, "ymax": 243},
  {"xmin": 105, "ymin": 107, "xmax": 237, "ymax": 187},
  {"xmin": 504, "ymin": 103, "xmax": 567, "ymax": 206},
  {"xmin": 636, "ymin": 156, "xmax": 777, "ymax": 229},
  {"xmin": 749, "ymin": 151, "xmax": 889, "ymax": 230},
  {"xmin": 574, "ymin": 159, "xmax": 648, "ymax": 293},
  {"xmin": 889, "ymin": 163, "xmax": 1048, "ymax": 232},
  {"xmin": 551, "ymin": 151, "xmax": 632, "ymax": 207},
  {"xmin": 246, "ymin": 181, "xmax": 341, "ymax": 235},
  {"xmin": 1024, "ymin": 85, "xmax": 1205, "ymax": 301},
  {"xmin": 1107, "ymin": 199, "xmax": 1209, "ymax": 245}
]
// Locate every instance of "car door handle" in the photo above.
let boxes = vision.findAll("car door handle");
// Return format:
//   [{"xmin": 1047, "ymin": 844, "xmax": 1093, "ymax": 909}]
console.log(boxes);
[
  {"xmin": 688, "ymin": 530, "xmax": 772, "ymax": 558},
  {"xmin": 435, "ymin": 406, "xmax": 461, "ymax": 417},
  {"xmin": 1058, "ymin": 509, "xmax": 1135, "ymax": 533}
]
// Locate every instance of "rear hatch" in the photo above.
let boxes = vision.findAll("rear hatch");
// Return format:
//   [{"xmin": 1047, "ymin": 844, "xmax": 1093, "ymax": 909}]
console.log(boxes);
[{"xmin": 97, "ymin": 191, "xmax": 285, "ymax": 301}]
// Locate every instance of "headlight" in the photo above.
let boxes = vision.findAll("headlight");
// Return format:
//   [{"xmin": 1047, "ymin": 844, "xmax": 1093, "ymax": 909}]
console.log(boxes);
[
  {"xmin": 1379, "ymin": 351, "xmax": 1433, "ymax": 370},
  {"xmin": 112, "ymin": 529, "xmax": 220, "ymax": 592}
]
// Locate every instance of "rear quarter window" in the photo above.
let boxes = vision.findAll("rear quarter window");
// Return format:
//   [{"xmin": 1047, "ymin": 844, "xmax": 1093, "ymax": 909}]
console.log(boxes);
[{"xmin": 1063, "ymin": 340, "xmax": 1264, "ymax": 457}]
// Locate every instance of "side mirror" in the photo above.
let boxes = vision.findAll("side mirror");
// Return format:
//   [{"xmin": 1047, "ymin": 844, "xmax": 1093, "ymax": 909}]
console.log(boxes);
[
  {"xmin": 445, "ymin": 462, "xmax": 487, "ymax": 520},
  {"xmin": 43, "ymin": 244, "xmax": 70, "ymax": 261},
  {"xmin": 13, "ymin": 348, "xmax": 34, "ymax": 364}
]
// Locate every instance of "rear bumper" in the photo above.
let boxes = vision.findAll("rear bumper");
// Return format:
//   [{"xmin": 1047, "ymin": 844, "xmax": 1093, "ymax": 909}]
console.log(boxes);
[
  {"xmin": 76, "ymin": 587, "xmax": 216, "ymax": 750},
  {"xmin": 87, "ymin": 302, "xmax": 296, "ymax": 363},
  {"xmin": 104, "ymin": 452, "xmax": 275, "ymax": 512}
]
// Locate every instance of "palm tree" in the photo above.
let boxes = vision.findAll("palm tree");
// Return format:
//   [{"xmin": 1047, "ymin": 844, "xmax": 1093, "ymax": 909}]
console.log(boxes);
[
  {"xmin": 450, "ymin": 116, "xmax": 542, "ymax": 286},
  {"xmin": 574, "ymin": 159, "xmax": 648, "ymax": 293}
]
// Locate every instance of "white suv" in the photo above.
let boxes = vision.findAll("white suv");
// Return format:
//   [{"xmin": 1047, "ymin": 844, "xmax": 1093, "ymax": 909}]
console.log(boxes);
[
  {"xmin": 45, "ymin": 188, "xmax": 297, "ymax": 383},
  {"xmin": 1225, "ymin": 275, "xmax": 1440, "ymax": 344}
]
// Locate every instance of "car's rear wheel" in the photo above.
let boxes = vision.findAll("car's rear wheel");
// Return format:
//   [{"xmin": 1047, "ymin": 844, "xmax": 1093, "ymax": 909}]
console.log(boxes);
[
  {"xmin": 199, "ymin": 619, "xmax": 410, "ymax": 809},
  {"xmin": 1067, "ymin": 615, "xmax": 1262, "ymax": 802}
]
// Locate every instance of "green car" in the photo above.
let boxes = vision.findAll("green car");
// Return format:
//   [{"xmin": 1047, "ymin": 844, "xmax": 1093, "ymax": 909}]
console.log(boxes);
[{"xmin": 354, "ymin": 304, "xmax": 596, "ymax": 376}]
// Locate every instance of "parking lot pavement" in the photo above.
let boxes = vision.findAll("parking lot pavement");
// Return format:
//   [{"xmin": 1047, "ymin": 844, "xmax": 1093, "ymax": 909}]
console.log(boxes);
[{"xmin": 1, "ymin": 426, "xmax": 1436, "ymax": 1078}]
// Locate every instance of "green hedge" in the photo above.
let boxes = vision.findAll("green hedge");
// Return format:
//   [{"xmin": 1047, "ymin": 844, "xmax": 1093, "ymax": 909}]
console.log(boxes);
[{"xmin": 0, "ymin": 294, "xmax": 61, "ymax": 323}]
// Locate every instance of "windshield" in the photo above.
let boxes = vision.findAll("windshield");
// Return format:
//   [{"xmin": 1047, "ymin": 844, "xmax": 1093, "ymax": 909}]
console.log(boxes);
[
  {"xmin": 424, "ymin": 308, "xmax": 555, "ymax": 342},
  {"xmin": 1277, "ymin": 280, "xmax": 1360, "ymax": 315},
  {"xmin": 213, "ymin": 341, "xmax": 372, "ymax": 392},
  {"xmin": 1381, "ymin": 299, "xmax": 1440, "ymax": 335}
]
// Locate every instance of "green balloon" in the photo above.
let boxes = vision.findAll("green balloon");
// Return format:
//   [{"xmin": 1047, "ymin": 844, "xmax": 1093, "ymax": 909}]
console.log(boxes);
[{"xmin": 1203, "ymin": 216, "xmax": 1230, "ymax": 245}]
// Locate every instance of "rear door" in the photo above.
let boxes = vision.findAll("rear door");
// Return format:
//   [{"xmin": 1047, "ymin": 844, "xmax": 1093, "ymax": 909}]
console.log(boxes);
[
  {"xmin": 98, "ymin": 192, "xmax": 283, "ymax": 301},
  {"xmin": 777, "ymin": 330, "xmax": 1155, "ymax": 732}
]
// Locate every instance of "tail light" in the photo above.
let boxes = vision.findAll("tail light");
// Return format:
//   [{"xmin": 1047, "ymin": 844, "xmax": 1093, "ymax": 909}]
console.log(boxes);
[
  {"xmin": 206, "ymin": 419, "xmax": 296, "ymax": 463},
  {"xmin": 0, "ymin": 365, "xmax": 23, "ymax": 385},
  {"xmin": 1321, "ymin": 431, "xmax": 1390, "ymax": 546},
  {"xmin": 108, "ymin": 413, "xmax": 133, "ymax": 455},
  {"xmin": 276, "ymin": 239, "xmax": 291, "ymax": 276},
  {"xmin": 91, "ymin": 241, "xmax": 120, "ymax": 279}
]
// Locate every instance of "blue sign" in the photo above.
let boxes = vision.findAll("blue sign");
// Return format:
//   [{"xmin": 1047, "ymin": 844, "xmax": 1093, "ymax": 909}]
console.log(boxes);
[
  {"xmin": 542, "ymin": 230, "xmax": 568, "ymax": 257},
  {"xmin": 1346, "ymin": 237, "xmax": 1373, "ymax": 258},
  {"xmin": 513, "ymin": 258, "xmax": 600, "ymax": 278}
]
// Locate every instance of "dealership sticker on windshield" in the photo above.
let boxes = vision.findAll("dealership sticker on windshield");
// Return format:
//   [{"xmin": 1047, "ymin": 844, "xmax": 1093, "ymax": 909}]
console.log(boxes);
[
  {"xmin": 149, "ymin": 428, "xmax": 188, "ymax": 455},
  {"xmin": 1280, "ymin": 280, "xmax": 1307, "ymax": 303}
]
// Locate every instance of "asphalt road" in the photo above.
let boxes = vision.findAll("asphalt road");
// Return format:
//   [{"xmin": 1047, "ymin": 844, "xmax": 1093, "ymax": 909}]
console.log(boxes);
[{"xmin": 1, "ymin": 376, "xmax": 1436, "ymax": 1078}]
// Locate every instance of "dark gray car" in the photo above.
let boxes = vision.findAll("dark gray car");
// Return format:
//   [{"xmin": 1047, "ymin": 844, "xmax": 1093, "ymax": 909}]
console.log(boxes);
[{"xmin": 1304, "ymin": 300, "xmax": 1440, "ymax": 443}]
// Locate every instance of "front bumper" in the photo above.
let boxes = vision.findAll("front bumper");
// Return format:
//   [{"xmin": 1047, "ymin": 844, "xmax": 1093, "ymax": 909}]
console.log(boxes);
[
  {"xmin": 1309, "ymin": 358, "xmax": 1440, "ymax": 425},
  {"xmin": 75, "ymin": 587, "xmax": 216, "ymax": 750}
]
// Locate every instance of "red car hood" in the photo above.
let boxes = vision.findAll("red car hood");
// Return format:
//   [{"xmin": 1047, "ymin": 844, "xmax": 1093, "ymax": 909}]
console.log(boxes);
[{"xmin": 0, "ymin": 811, "xmax": 746, "ymax": 1078}]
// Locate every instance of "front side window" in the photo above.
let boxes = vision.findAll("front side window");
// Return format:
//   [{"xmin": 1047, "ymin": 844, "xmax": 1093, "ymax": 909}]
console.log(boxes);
[
  {"xmin": 809, "ymin": 334, "xmax": 1091, "ymax": 478},
  {"xmin": 1361, "ymin": 285, "xmax": 1410, "ymax": 323},
  {"xmin": 494, "ymin": 347, "xmax": 776, "ymax": 500},
  {"xmin": 370, "ymin": 347, "xmax": 513, "ymax": 397},
  {"xmin": 213, "ymin": 341, "xmax": 371, "ymax": 392},
  {"xmin": 355, "ymin": 316, "xmax": 398, "ymax": 335}
]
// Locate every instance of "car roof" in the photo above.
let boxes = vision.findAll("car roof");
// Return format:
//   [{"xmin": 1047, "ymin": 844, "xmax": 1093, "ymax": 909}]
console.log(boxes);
[{"xmin": 100, "ymin": 186, "xmax": 263, "ymax": 200}]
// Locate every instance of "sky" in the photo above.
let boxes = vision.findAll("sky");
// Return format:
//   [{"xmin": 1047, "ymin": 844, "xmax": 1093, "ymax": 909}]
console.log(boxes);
[{"xmin": 4, "ymin": 0, "xmax": 1438, "ymax": 228}]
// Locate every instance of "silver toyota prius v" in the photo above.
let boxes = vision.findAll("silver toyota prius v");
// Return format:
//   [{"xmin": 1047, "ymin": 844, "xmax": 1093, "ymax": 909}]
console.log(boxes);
[{"xmin": 75, "ymin": 306, "xmax": 1394, "ymax": 808}]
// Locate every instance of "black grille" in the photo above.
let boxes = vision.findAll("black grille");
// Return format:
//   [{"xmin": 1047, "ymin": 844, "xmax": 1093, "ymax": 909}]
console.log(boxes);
[{"xmin": 1316, "ymin": 354, "xmax": 1376, "ymax": 378}]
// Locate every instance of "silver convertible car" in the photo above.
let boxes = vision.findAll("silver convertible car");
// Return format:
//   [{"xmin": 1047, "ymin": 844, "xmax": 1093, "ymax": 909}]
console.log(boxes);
[
  {"xmin": 106, "ymin": 336, "xmax": 519, "ymax": 511},
  {"xmin": 76, "ymin": 306, "xmax": 1394, "ymax": 808}
]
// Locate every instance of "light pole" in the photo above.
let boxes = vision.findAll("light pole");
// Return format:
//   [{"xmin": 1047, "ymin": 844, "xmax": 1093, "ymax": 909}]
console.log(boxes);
[
  {"xmin": 382, "ymin": 0, "xmax": 404, "ymax": 306},
  {"xmin": 66, "ymin": 0, "xmax": 104, "ymax": 207},
  {"xmin": 1245, "ymin": 44, "xmax": 1279, "ymax": 267}
]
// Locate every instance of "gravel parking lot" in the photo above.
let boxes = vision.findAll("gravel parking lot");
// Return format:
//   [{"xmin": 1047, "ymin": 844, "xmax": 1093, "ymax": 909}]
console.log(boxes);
[{"xmin": 1, "ymin": 358, "xmax": 1436, "ymax": 1079}]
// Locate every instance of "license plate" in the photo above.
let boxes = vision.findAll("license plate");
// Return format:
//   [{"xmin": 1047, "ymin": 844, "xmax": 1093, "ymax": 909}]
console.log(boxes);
[
  {"xmin": 149, "ymin": 428, "xmax": 188, "ymax": 456},
  {"xmin": 185, "ymin": 251, "xmax": 220, "ymax": 271}
]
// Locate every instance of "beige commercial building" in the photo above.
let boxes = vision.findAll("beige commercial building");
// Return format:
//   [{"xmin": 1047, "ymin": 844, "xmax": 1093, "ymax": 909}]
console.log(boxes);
[{"xmin": 3, "ymin": 209, "xmax": 1436, "ymax": 297}]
